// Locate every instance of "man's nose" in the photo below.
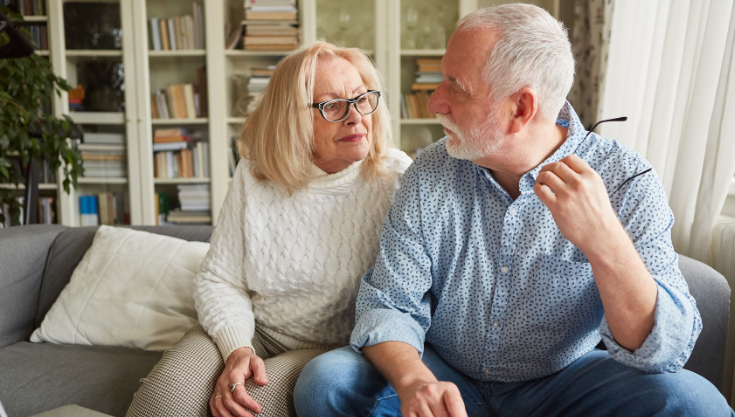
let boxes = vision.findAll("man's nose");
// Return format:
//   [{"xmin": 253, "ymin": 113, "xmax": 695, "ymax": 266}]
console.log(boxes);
[{"xmin": 428, "ymin": 82, "xmax": 450, "ymax": 115}]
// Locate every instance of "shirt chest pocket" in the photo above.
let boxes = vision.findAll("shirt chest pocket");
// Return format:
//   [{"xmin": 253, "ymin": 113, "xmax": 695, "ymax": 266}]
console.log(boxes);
[{"xmin": 530, "ymin": 254, "xmax": 600, "ymax": 330}]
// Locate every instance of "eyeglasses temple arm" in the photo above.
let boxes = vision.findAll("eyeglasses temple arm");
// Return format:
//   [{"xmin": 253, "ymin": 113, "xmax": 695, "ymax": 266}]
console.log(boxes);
[{"xmin": 572, "ymin": 116, "xmax": 628, "ymax": 155}]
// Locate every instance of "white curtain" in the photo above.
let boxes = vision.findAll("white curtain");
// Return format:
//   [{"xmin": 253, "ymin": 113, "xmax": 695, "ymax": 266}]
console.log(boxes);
[{"xmin": 595, "ymin": 0, "xmax": 735, "ymax": 262}]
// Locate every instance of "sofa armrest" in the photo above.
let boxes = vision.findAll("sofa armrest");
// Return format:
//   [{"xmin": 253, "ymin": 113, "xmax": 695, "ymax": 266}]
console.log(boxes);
[
  {"xmin": 0, "ymin": 225, "xmax": 66, "ymax": 348},
  {"xmin": 679, "ymin": 254, "xmax": 730, "ymax": 391}
]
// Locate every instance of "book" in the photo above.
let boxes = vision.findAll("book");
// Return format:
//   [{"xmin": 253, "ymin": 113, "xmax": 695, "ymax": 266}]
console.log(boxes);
[
  {"xmin": 150, "ymin": 18, "xmax": 161, "ymax": 50},
  {"xmin": 245, "ymin": 11, "xmax": 298, "ymax": 20},
  {"xmin": 197, "ymin": 67, "xmax": 208, "ymax": 117},
  {"xmin": 183, "ymin": 84, "xmax": 197, "ymax": 119},
  {"xmin": 166, "ymin": 19, "xmax": 176, "ymax": 50},
  {"xmin": 160, "ymin": 19, "xmax": 170, "ymax": 50},
  {"xmin": 412, "ymin": 83, "xmax": 440, "ymax": 91},
  {"xmin": 153, "ymin": 142, "xmax": 189, "ymax": 152},
  {"xmin": 84, "ymin": 133, "xmax": 125, "ymax": 145},
  {"xmin": 226, "ymin": 28, "xmax": 243, "ymax": 49}
]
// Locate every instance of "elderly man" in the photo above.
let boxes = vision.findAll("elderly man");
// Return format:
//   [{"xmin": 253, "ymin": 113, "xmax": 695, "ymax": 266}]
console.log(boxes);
[{"xmin": 294, "ymin": 4, "xmax": 733, "ymax": 417}]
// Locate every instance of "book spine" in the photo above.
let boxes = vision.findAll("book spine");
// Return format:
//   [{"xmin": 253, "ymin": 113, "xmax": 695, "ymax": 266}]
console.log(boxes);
[{"xmin": 168, "ymin": 19, "xmax": 177, "ymax": 50}]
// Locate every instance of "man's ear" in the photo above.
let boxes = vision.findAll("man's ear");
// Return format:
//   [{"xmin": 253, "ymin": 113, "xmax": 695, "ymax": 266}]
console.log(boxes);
[{"xmin": 508, "ymin": 88, "xmax": 538, "ymax": 134}]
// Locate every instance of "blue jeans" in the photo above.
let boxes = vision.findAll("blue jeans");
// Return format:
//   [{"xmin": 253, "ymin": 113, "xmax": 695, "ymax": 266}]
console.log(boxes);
[{"xmin": 294, "ymin": 345, "xmax": 734, "ymax": 417}]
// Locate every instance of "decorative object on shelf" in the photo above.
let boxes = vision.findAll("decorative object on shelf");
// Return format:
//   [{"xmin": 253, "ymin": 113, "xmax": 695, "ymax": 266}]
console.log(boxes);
[
  {"xmin": 0, "ymin": 9, "xmax": 82, "ymax": 226},
  {"xmin": 68, "ymin": 84, "xmax": 84, "ymax": 111},
  {"xmin": 316, "ymin": 0, "xmax": 374, "ymax": 51},
  {"xmin": 149, "ymin": 2, "xmax": 205, "ymax": 51},
  {"xmin": 63, "ymin": 2, "xmax": 121, "ymax": 50}
]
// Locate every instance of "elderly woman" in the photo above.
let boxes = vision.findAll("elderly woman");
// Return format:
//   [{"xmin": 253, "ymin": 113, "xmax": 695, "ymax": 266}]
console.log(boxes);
[{"xmin": 126, "ymin": 41, "xmax": 411, "ymax": 417}]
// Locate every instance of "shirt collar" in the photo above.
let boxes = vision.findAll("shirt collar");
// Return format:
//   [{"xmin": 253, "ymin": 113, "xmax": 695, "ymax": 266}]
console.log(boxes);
[
  {"xmin": 473, "ymin": 101, "xmax": 587, "ymax": 195},
  {"xmin": 521, "ymin": 101, "xmax": 586, "ymax": 192}
]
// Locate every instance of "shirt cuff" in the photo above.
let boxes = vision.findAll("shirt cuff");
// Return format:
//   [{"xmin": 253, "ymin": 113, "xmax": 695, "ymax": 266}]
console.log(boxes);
[
  {"xmin": 212, "ymin": 325, "xmax": 255, "ymax": 362},
  {"xmin": 350, "ymin": 308, "xmax": 427, "ymax": 356},
  {"xmin": 600, "ymin": 280, "xmax": 696, "ymax": 372}
]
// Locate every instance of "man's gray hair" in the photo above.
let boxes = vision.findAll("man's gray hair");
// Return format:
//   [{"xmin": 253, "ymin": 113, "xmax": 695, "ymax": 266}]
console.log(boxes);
[{"xmin": 457, "ymin": 4, "xmax": 575, "ymax": 120}]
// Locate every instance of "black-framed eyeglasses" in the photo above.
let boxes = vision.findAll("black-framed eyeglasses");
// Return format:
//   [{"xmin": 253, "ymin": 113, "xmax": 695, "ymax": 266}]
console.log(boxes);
[
  {"xmin": 573, "ymin": 116, "xmax": 652, "ymax": 196},
  {"xmin": 311, "ymin": 90, "xmax": 381, "ymax": 122}
]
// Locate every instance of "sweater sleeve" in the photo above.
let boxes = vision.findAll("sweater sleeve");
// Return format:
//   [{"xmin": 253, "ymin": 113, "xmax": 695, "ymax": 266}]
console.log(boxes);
[{"xmin": 193, "ymin": 161, "xmax": 256, "ymax": 361}]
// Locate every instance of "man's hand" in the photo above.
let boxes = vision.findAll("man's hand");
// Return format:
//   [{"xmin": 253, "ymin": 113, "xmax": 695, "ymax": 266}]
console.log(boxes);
[
  {"xmin": 397, "ymin": 380, "xmax": 468, "ymax": 417},
  {"xmin": 533, "ymin": 154, "xmax": 626, "ymax": 256},
  {"xmin": 210, "ymin": 347, "xmax": 268, "ymax": 417}
]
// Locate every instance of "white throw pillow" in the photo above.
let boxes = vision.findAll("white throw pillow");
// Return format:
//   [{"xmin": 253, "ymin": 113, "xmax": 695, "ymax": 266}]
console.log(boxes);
[{"xmin": 31, "ymin": 225, "xmax": 210, "ymax": 351}]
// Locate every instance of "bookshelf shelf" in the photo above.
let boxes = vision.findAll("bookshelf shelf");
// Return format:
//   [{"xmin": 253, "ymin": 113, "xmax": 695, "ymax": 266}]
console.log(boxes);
[
  {"xmin": 225, "ymin": 50, "xmax": 292, "ymax": 57},
  {"xmin": 78, "ymin": 178, "xmax": 128, "ymax": 185},
  {"xmin": 400, "ymin": 49, "xmax": 446, "ymax": 56},
  {"xmin": 151, "ymin": 118, "xmax": 209, "ymax": 125},
  {"xmin": 154, "ymin": 178, "xmax": 211, "ymax": 184},
  {"xmin": 401, "ymin": 118, "xmax": 442, "ymax": 125},
  {"xmin": 35, "ymin": 50, "xmax": 50, "ymax": 56},
  {"xmin": 227, "ymin": 117, "xmax": 246, "ymax": 124},
  {"xmin": 68, "ymin": 112, "xmax": 126, "ymax": 125},
  {"xmin": 65, "ymin": 50, "xmax": 124, "ymax": 57},
  {"xmin": 149, "ymin": 50, "xmax": 207, "ymax": 57},
  {"xmin": 0, "ymin": 183, "xmax": 58, "ymax": 190},
  {"xmin": 22, "ymin": 15, "xmax": 49, "ymax": 22}
]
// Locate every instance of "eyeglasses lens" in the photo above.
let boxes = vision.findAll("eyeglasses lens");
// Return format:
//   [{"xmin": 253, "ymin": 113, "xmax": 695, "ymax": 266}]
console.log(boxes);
[{"xmin": 323, "ymin": 92, "xmax": 379, "ymax": 121}]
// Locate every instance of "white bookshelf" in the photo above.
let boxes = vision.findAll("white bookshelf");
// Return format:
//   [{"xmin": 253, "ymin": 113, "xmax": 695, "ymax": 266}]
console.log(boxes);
[{"xmin": 40, "ymin": 0, "xmax": 568, "ymax": 227}]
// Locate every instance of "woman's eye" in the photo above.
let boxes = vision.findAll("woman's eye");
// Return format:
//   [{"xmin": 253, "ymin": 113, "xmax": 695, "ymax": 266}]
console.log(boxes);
[{"xmin": 324, "ymin": 102, "xmax": 337, "ymax": 110}]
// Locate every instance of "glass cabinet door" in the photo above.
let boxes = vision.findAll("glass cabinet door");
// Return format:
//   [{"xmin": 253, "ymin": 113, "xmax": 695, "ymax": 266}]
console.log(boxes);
[{"xmin": 49, "ymin": 0, "xmax": 141, "ymax": 226}]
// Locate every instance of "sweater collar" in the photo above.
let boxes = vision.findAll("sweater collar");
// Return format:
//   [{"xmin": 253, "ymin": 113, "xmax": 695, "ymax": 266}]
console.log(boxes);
[{"xmin": 308, "ymin": 160, "xmax": 363, "ymax": 189}]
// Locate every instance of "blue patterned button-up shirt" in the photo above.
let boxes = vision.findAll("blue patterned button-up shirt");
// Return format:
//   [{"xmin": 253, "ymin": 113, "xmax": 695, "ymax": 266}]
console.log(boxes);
[{"xmin": 351, "ymin": 102, "xmax": 701, "ymax": 382}]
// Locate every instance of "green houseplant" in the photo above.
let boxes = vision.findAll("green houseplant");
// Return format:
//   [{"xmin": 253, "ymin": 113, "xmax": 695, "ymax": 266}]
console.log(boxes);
[{"xmin": 0, "ymin": 10, "xmax": 83, "ymax": 226}]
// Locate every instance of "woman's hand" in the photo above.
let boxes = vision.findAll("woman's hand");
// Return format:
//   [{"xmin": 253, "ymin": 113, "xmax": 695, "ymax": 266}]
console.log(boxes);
[{"xmin": 210, "ymin": 347, "xmax": 269, "ymax": 417}]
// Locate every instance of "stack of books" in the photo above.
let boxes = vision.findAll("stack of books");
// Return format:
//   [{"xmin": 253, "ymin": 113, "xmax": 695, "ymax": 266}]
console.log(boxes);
[
  {"xmin": 401, "ymin": 58, "xmax": 442, "ymax": 119},
  {"xmin": 79, "ymin": 133, "xmax": 127, "ymax": 178},
  {"xmin": 167, "ymin": 184, "xmax": 211, "ymax": 224},
  {"xmin": 149, "ymin": 2, "xmax": 205, "ymax": 51},
  {"xmin": 153, "ymin": 128, "xmax": 209, "ymax": 179},
  {"xmin": 151, "ymin": 67, "xmax": 207, "ymax": 119},
  {"xmin": 247, "ymin": 65, "xmax": 275, "ymax": 98},
  {"xmin": 241, "ymin": 0, "xmax": 299, "ymax": 51}
]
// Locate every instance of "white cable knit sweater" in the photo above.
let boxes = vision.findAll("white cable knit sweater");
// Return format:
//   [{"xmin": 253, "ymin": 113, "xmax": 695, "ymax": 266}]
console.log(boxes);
[{"xmin": 193, "ymin": 148, "xmax": 412, "ymax": 361}]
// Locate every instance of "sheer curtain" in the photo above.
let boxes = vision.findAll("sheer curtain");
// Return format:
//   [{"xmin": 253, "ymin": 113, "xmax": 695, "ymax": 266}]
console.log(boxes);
[
  {"xmin": 581, "ymin": 0, "xmax": 735, "ymax": 400},
  {"xmin": 595, "ymin": 0, "xmax": 735, "ymax": 262}
]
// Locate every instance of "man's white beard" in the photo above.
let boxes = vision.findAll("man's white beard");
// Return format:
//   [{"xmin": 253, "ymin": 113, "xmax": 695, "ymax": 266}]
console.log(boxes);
[{"xmin": 439, "ymin": 113, "xmax": 501, "ymax": 161}]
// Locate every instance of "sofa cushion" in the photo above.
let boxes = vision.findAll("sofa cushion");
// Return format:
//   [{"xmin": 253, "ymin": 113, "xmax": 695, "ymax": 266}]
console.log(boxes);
[
  {"xmin": 0, "ymin": 225, "xmax": 66, "ymax": 348},
  {"xmin": 0, "ymin": 341, "xmax": 162, "ymax": 417},
  {"xmin": 35, "ymin": 226, "xmax": 214, "ymax": 328},
  {"xmin": 31, "ymin": 226, "xmax": 209, "ymax": 351}
]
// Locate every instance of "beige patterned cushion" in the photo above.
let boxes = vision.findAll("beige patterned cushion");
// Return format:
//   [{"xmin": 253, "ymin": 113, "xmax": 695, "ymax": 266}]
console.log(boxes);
[{"xmin": 126, "ymin": 326, "xmax": 326, "ymax": 417}]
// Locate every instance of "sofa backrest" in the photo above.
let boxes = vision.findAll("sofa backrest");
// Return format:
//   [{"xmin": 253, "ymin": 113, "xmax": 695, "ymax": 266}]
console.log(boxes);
[
  {"xmin": 0, "ymin": 225, "xmax": 66, "ymax": 348},
  {"xmin": 34, "ymin": 226, "xmax": 215, "ymax": 328}
]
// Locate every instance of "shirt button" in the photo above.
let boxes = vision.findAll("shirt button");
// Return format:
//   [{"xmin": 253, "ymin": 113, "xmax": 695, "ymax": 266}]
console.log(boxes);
[
  {"xmin": 509, "ymin": 207, "xmax": 517, "ymax": 215},
  {"xmin": 492, "ymin": 321, "xmax": 499, "ymax": 328},
  {"xmin": 501, "ymin": 266, "xmax": 509, "ymax": 273},
  {"xmin": 484, "ymin": 368, "xmax": 490, "ymax": 374}
]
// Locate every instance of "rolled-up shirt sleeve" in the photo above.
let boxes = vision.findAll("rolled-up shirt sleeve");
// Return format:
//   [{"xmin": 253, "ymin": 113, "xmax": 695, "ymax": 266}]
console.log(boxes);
[
  {"xmin": 600, "ymin": 168, "xmax": 702, "ymax": 373},
  {"xmin": 350, "ymin": 163, "xmax": 433, "ymax": 356}
]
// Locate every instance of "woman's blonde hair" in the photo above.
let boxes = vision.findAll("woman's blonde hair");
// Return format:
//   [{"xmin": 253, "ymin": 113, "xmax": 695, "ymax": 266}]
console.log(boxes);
[{"xmin": 239, "ymin": 41, "xmax": 392, "ymax": 193}]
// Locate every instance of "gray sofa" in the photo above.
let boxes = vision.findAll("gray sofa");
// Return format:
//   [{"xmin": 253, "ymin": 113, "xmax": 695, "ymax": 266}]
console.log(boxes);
[{"xmin": 0, "ymin": 225, "xmax": 731, "ymax": 417}]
